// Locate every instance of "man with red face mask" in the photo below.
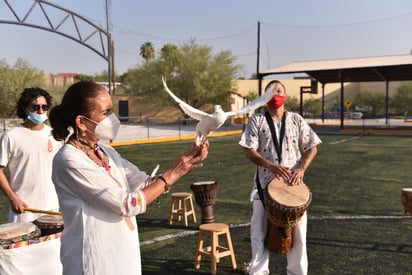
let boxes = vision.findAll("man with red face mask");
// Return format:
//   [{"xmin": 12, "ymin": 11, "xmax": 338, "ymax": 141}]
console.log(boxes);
[{"xmin": 239, "ymin": 80, "xmax": 322, "ymax": 275}]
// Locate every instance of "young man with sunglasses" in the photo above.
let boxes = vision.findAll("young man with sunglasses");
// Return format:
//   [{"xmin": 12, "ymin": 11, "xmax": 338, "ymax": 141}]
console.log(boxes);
[{"xmin": 0, "ymin": 87, "xmax": 63, "ymax": 222}]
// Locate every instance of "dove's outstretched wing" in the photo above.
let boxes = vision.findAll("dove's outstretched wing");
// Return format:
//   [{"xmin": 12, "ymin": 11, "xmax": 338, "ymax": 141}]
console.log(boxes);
[
  {"xmin": 162, "ymin": 77, "xmax": 211, "ymax": 121},
  {"xmin": 226, "ymin": 88, "xmax": 277, "ymax": 117}
]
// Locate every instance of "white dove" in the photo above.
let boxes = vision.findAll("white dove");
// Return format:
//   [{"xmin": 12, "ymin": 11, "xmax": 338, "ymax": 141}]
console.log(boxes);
[{"xmin": 162, "ymin": 76, "xmax": 276, "ymax": 145}]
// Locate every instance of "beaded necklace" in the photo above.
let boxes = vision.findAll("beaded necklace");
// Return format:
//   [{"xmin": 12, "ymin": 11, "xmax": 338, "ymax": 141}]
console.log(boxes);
[{"xmin": 74, "ymin": 138, "xmax": 110, "ymax": 172}]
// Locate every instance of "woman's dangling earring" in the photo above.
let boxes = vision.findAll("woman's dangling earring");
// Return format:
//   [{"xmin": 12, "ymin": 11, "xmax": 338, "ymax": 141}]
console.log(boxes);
[
  {"xmin": 76, "ymin": 127, "xmax": 80, "ymax": 143},
  {"xmin": 81, "ymin": 131, "xmax": 86, "ymax": 137}
]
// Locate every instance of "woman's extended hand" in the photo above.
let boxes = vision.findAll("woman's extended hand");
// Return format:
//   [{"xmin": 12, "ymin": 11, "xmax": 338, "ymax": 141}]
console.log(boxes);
[{"xmin": 169, "ymin": 140, "xmax": 209, "ymax": 181}]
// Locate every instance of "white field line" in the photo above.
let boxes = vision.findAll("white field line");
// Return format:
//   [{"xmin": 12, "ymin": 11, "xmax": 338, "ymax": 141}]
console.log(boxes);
[
  {"xmin": 140, "ymin": 230, "xmax": 198, "ymax": 246},
  {"xmin": 327, "ymin": 136, "xmax": 410, "ymax": 147},
  {"xmin": 310, "ymin": 215, "xmax": 410, "ymax": 220},
  {"xmin": 140, "ymin": 216, "xmax": 409, "ymax": 246},
  {"xmin": 140, "ymin": 223, "xmax": 251, "ymax": 246},
  {"xmin": 328, "ymin": 136, "xmax": 361, "ymax": 144}
]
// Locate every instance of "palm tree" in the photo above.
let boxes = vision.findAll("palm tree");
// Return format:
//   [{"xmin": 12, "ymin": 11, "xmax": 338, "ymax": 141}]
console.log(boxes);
[{"xmin": 139, "ymin": 42, "xmax": 155, "ymax": 63}]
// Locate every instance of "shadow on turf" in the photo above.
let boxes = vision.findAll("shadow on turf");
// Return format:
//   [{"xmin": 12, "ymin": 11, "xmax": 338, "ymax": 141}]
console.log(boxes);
[
  {"xmin": 308, "ymin": 237, "xmax": 412, "ymax": 254},
  {"xmin": 137, "ymin": 217, "xmax": 200, "ymax": 231},
  {"xmin": 141, "ymin": 258, "xmax": 244, "ymax": 275}
]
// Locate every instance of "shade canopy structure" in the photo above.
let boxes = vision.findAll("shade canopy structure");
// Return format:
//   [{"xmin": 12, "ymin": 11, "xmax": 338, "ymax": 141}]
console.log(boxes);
[
  {"xmin": 259, "ymin": 54, "xmax": 412, "ymax": 128},
  {"xmin": 261, "ymin": 54, "xmax": 412, "ymax": 83}
]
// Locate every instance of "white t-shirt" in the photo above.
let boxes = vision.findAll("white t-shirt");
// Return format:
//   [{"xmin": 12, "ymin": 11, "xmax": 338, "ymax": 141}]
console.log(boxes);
[
  {"xmin": 0, "ymin": 124, "xmax": 62, "ymax": 222},
  {"xmin": 52, "ymin": 143, "xmax": 152, "ymax": 275}
]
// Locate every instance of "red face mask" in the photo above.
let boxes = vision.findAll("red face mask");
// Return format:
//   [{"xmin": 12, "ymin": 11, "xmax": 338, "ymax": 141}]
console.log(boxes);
[{"xmin": 267, "ymin": 95, "xmax": 286, "ymax": 109}]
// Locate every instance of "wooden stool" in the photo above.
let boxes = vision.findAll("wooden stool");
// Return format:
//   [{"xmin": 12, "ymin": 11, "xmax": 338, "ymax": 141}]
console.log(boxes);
[
  {"xmin": 194, "ymin": 223, "xmax": 237, "ymax": 274},
  {"xmin": 168, "ymin": 192, "xmax": 197, "ymax": 227}
]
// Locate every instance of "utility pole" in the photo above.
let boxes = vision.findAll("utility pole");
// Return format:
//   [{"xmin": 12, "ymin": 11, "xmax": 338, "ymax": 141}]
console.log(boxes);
[
  {"xmin": 105, "ymin": 0, "xmax": 113, "ymax": 94},
  {"xmin": 257, "ymin": 21, "xmax": 262, "ymax": 97}
]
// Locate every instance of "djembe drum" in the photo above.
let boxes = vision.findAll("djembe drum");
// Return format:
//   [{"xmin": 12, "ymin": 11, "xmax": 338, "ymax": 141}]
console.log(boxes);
[
  {"xmin": 190, "ymin": 181, "xmax": 217, "ymax": 224},
  {"xmin": 401, "ymin": 188, "xmax": 412, "ymax": 215},
  {"xmin": 33, "ymin": 215, "xmax": 64, "ymax": 236},
  {"xmin": 264, "ymin": 178, "xmax": 312, "ymax": 254},
  {"xmin": 0, "ymin": 222, "xmax": 41, "ymax": 249}
]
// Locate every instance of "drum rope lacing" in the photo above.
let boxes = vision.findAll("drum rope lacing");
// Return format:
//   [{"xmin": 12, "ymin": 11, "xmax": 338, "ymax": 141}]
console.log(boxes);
[{"xmin": 264, "ymin": 191, "xmax": 312, "ymax": 228}]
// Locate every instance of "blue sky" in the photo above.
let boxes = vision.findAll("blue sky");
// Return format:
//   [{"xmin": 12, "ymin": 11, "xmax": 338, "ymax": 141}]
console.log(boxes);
[{"xmin": 1, "ymin": 0, "xmax": 412, "ymax": 78}]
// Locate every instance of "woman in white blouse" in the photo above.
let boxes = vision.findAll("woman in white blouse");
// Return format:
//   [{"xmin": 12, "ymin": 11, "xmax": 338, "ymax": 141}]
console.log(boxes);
[{"xmin": 49, "ymin": 81, "xmax": 208, "ymax": 275}]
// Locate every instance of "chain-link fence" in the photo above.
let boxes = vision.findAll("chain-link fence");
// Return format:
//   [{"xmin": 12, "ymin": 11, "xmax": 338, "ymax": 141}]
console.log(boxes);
[
  {"xmin": 0, "ymin": 119, "xmax": 22, "ymax": 133},
  {"xmin": 114, "ymin": 116, "xmax": 244, "ymax": 142}
]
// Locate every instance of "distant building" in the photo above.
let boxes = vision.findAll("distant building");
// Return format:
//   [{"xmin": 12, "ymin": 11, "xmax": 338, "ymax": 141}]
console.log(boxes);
[
  {"xmin": 228, "ymin": 91, "xmax": 249, "ymax": 124},
  {"xmin": 95, "ymin": 82, "xmax": 127, "ymax": 91},
  {"xmin": 53, "ymin": 73, "xmax": 78, "ymax": 87}
]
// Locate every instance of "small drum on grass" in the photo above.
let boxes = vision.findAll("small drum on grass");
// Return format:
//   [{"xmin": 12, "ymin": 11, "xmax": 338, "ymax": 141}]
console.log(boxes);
[
  {"xmin": 401, "ymin": 188, "xmax": 412, "ymax": 215},
  {"xmin": 33, "ymin": 215, "xmax": 64, "ymax": 236},
  {"xmin": 190, "ymin": 181, "xmax": 217, "ymax": 224},
  {"xmin": 264, "ymin": 178, "xmax": 312, "ymax": 254},
  {"xmin": 0, "ymin": 222, "xmax": 41, "ymax": 249}
]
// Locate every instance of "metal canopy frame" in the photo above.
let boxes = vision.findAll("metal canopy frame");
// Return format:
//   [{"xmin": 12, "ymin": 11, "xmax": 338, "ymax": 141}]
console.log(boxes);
[
  {"xmin": 259, "ymin": 54, "xmax": 412, "ymax": 128},
  {"xmin": 0, "ymin": 0, "xmax": 114, "ymax": 94}
]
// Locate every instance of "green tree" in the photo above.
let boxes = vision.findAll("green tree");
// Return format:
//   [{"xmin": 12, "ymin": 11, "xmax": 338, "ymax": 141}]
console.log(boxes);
[
  {"xmin": 123, "ymin": 39, "xmax": 241, "ymax": 111},
  {"xmin": 171, "ymin": 39, "xmax": 240, "ymax": 110},
  {"xmin": 285, "ymin": 96, "xmax": 299, "ymax": 112},
  {"xmin": 0, "ymin": 58, "xmax": 45, "ymax": 117},
  {"xmin": 391, "ymin": 82, "xmax": 412, "ymax": 116},
  {"xmin": 353, "ymin": 92, "xmax": 386, "ymax": 117},
  {"xmin": 139, "ymin": 42, "xmax": 155, "ymax": 64},
  {"xmin": 160, "ymin": 44, "xmax": 180, "ymax": 78},
  {"xmin": 77, "ymin": 74, "xmax": 95, "ymax": 82},
  {"xmin": 303, "ymin": 98, "xmax": 322, "ymax": 116}
]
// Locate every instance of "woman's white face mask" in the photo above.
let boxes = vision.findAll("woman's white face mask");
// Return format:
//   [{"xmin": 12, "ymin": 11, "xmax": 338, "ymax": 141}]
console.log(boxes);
[{"xmin": 83, "ymin": 113, "xmax": 120, "ymax": 140}]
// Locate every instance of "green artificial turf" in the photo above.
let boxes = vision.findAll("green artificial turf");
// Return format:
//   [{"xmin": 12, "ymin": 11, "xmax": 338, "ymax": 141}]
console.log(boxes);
[{"xmin": 1, "ymin": 134, "xmax": 412, "ymax": 274}]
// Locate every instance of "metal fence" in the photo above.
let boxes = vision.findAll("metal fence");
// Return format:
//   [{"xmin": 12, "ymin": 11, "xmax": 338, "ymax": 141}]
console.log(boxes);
[
  {"xmin": 0, "ymin": 117, "xmax": 245, "ymax": 142},
  {"xmin": 114, "ymin": 116, "xmax": 244, "ymax": 142},
  {"xmin": 0, "ymin": 119, "xmax": 22, "ymax": 133}
]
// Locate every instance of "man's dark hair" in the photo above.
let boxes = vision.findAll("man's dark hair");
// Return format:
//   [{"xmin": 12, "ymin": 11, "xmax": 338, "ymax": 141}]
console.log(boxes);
[
  {"xmin": 16, "ymin": 87, "xmax": 53, "ymax": 119},
  {"xmin": 264, "ymin": 80, "xmax": 286, "ymax": 94}
]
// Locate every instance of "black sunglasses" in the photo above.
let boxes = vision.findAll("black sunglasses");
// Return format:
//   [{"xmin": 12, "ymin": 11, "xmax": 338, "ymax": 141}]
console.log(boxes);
[{"xmin": 30, "ymin": 104, "xmax": 49, "ymax": 111}]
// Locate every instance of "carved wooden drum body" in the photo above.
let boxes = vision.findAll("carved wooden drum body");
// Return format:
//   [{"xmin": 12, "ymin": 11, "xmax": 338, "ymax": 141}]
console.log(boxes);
[
  {"xmin": 191, "ymin": 181, "xmax": 217, "ymax": 224},
  {"xmin": 33, "ymin": 215, "xmax": 64, "ymax": 237},
  {"xmin": 264, "ymin": 178, "xmax": 312, "ymax": 254}
]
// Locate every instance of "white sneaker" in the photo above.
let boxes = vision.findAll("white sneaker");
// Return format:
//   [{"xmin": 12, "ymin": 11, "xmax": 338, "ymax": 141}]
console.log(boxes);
[{"xmin": 243, "ymin": 262, "xmax": 251, "ymax": 274}]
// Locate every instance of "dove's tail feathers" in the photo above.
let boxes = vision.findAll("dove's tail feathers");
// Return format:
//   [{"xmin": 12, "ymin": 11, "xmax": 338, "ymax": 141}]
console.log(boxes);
[
  {"xmin": 195, "ymin": 135, "xmax": 207, "ymax": 146},
  {"xmin": 195, "ymin": 136, "xmax": 202, "ymax": 146}
]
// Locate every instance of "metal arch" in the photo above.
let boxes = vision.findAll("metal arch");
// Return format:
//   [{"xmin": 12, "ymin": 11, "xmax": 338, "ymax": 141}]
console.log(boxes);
[{"xmin": 0, "ymin": 0, "xmax": 114, "ymax": 93}]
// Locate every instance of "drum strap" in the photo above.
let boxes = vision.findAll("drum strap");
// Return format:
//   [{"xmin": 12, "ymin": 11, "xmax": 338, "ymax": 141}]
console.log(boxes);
[
  {"xmin": 264, "ymin": 111, "xmax": 286, "ymax": 164},
  {"xmin": 255, "ymin": 169, "xmax": 265, "ymax": 207}
]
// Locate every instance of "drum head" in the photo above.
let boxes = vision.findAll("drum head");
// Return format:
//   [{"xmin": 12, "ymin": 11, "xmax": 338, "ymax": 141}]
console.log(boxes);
[
  {"xmin": 0, "ymin": 222, "xmax": 39, "ymax": 241},
  {"xmin": 34, "ymin": 215, "xmax": 64, "ymax": 225},
  {"xmin": 191, "ymin": 181, "xmax": 216, "ymax": 186},
  {"xmin": 267, "ymin": 178, "xmax": 311, "ymax": 208}
]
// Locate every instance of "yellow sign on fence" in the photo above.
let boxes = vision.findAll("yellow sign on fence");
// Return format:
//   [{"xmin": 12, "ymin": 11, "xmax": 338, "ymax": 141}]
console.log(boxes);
[{"xmin": 344, "ymin": 99, "xmax": 352, "ymax": 109}]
